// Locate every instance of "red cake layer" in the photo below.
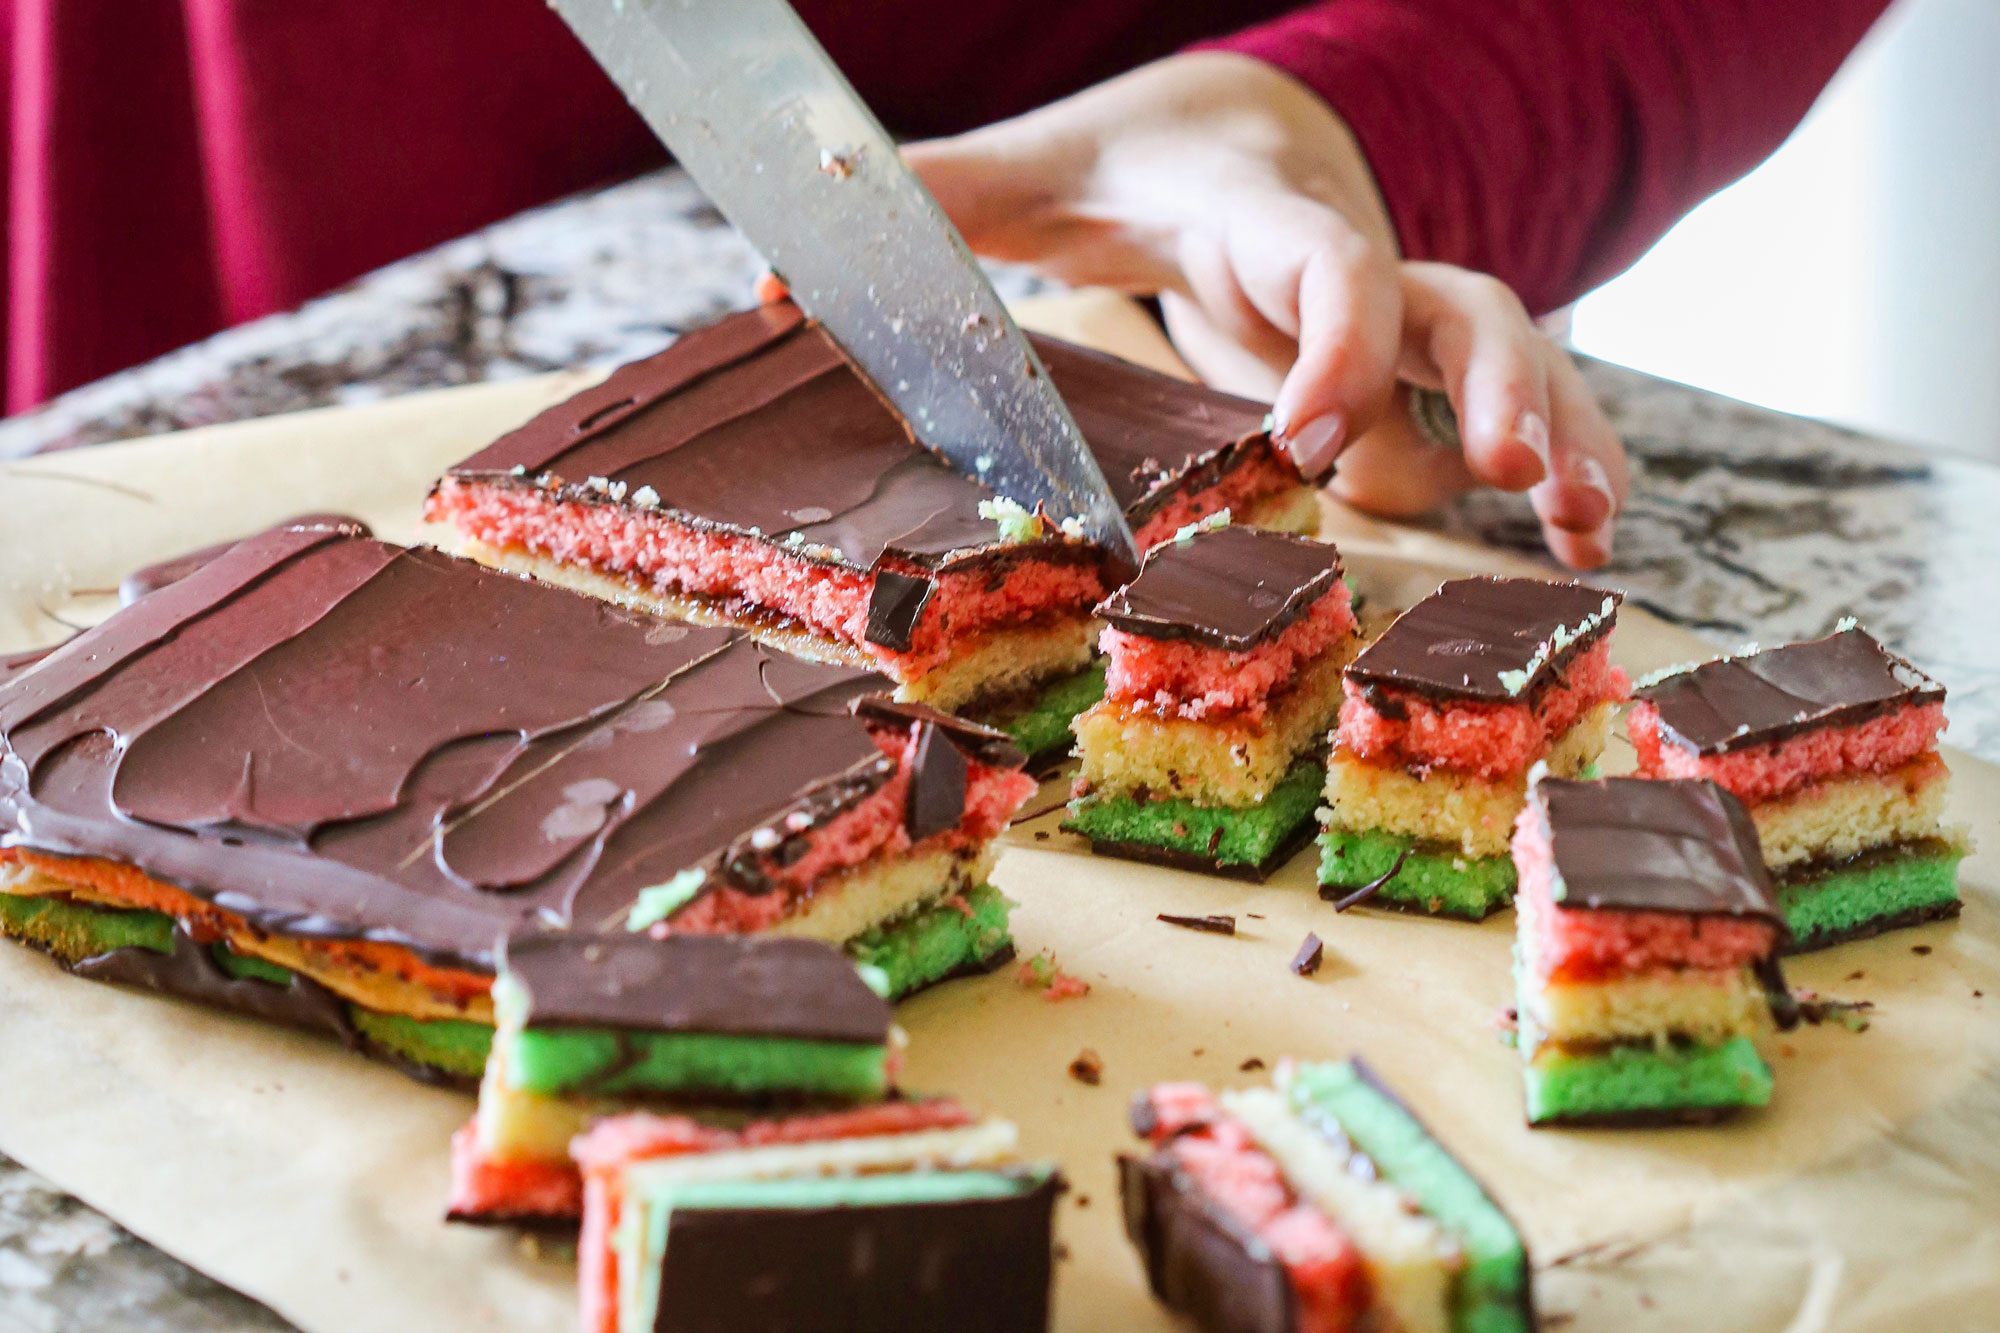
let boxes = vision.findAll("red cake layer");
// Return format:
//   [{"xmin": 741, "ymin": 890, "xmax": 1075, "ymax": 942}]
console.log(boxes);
[
  {"xmin": 1102, "ymin": 586, "xmax": 1356, "ymax": 721},
  {"xmin": 575, "ymin": 1100, "xmax": 979, "ymax": 1333},
  {"xmin": 1338, "ymin": 638, "xmax": 1627, "ymax": 779},
  {"xmin": 427, "ymin": 477, "xmax": 1105, "ymax": 677},
  {"xmin": 1512, "ymin": 804, "xmax": 1780, "ymax": 983},
  {"xmin": 1129, "ymin": 450, "xmax": 1307, "ymax": 549},
  {"xmin": 447, "ymin": 1122, "xmax": 586, "ymax": 1223},
  {"xmin": 1136, "ymin": 1085, "xmax": 1369, "ymax": 1333},
  {"xmin": 656, "ymin": 726, "xmax": 1036, "ymax": 936},
  {"xmin": 1627, "ymin": 698, "xmax": 1946, "ymax": 805}
]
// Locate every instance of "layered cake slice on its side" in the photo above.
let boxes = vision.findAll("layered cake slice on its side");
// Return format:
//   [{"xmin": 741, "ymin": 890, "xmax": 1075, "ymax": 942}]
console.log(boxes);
[
  {"xmin": 425, "ymin": 300, "xmax": 1314, "ymax": 757},
  {"xmin": 0, "ymin": 528, "xmax": 1034, "ymax": 1085},
  {"xmin": 1120, "ymin": 1060, "xmax": 1531, "ymax": 1333},
  {"xmin": 574, "ymin": 1104, "xmax": 1058, "ymax": 1333},
  {"xmin": 1066, "ymin": 524, "xmax": 1357, "ymax": 879},
  {"xmin": 448, "ymin": 935, "xmax": 901, "ymax": 1226},
  {"xmin": 1629, "ymin": 627, "xmax": 1965, "ymax": 950},
  {"xmin": 1514, "ymin": 775, "xmax": 1796, "ymax": 1126},
  {"xmin": 1319, "ymin": 577, "xmax": 1626, "ymax": 919}
]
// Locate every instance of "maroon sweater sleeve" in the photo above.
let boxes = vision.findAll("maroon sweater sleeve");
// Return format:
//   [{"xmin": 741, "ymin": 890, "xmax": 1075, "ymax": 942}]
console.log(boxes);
[{"xmin": 1199, "ymin": 1, "xmax": 1891, "ymax": 314}]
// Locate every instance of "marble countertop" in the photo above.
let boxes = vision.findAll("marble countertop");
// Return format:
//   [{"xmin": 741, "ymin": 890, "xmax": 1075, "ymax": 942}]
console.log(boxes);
[{"xmin": 3, "ymin": 168, "xmax": 1997, "ymax": 1331}]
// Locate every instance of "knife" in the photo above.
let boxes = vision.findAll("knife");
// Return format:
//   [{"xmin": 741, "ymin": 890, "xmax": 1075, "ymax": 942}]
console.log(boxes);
[{"xmin": 548, "ymin": 0, "xmax": 1141, "ymax": 575}]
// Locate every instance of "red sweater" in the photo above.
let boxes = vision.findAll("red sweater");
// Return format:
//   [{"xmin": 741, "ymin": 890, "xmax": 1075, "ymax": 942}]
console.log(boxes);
[{"xmin": 2, "ymin": 0, "xmax": 1889, "ymax": 411}]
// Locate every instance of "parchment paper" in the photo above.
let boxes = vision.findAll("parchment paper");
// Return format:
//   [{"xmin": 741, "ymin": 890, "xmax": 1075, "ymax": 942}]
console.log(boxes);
[{"xmin": 0, "ymin": 292, "xmax": 1993, "ymax": 1331}]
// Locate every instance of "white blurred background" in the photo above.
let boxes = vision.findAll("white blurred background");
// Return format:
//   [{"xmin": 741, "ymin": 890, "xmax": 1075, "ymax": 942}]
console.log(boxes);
[{"xmin": 1570, "ymin": 0, "xmax": 2000, "ymax": 462}]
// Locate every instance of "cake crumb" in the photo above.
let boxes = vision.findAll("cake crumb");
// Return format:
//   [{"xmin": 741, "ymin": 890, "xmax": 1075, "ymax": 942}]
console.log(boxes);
[
  {"xmin": 1017, "ymin": 949, "xmax": 1090, "ymax": 1000},
  {"xmin": 1238, "ymin": 1057, "xmax": 1266, "ymax": 1073},
  {"xmin": 1912, "ymin": 945, "xmax": 1933, "ymax": 956},
  {"xmin": 1068, "ymin": 1049, "xmax": 1104, "ymax": 1085}
]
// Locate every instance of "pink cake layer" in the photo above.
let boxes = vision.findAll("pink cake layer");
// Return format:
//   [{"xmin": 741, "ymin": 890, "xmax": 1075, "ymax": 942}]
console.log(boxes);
[
  {"xmin": 447, "ymin": 1122, "xmax": 583, "ymax": 1221},
  {"xmin": 1512, "ymin": 804, "xmax": 1779, "ymax": 983},
  {"xmin": 1102, "ymin": 586, "xmax": 1356, "ymax": 721},
  {"xmin": 1130, "ymin": 448, "xmax": 1306, "ymax": 549},
  {"xmin": 1338, "ymin": 637, "xmax": 1627, "ymax": 780},
  {"xmin": 428, "ymin": 477, "xmax": 1105, "ymax": 677},
  {"xmin": 1136, "ymin": 1084, "xmax": 1369, "ymax": 1333},
  {"xmin": 1627, "ymin": 698, "xmax": 1946, "ymax": 805},
  {"xmin": 655, "ymin": 724, "xmax": 1035, "ymax": 935}
]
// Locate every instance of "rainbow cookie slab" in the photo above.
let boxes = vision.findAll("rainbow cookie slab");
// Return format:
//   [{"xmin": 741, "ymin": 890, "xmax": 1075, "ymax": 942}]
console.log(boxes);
[
  {"xmin": 1514, "ymin": 775, "xmax": 1795, "ymax": 1125},
  {"xmin": 426, "ymin": 300, "xmax": 1315, "ymax": 750},
  {"xmin": 1119, "ymin": 1060, "xmax": 1532, "ymax": 1332},
  {"xmin": 1630, "ymin": 626, "xmax": 1966, "ymax": 951},
  {"xmin": 574, "ymin": 1103, "xmax": 1057, "ymax": 1333},
  {"xmin": 448, "ymin": 934, "xmax": 900, "ymax": 1226},
  {"xmin": 0, "ymin": 528, "xmax": 1036, "ymax": 1086},
  {"xmin": 1319, "ymin": 577, "xmax": 1626, "ymax": 918},
  {"xmin": 1066, "ymin": 525, "xmax": 1358, "ymax": 879}
]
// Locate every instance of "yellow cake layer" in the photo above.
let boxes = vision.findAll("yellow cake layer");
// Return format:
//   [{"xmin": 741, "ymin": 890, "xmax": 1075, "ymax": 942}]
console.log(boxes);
[
  {"xmin": 1237, "ymin": 484, "xmax": 1323, "ymax": 537},
  {"xmin": 1524, "ymin": 966, "xmax": 1772, "ymax": 1047},
  {"xmin": 1073, "ymin": 647, "xmax": 1355, "ymax": 806},
  {"xmin": 1752, "ymin": 755, "xmax": 1950, "ymax": 870},
  {"xmin": 475, "ymin": 1051, "xmax": 601, "ymax": 1162},
  {"xmin": 443, "ymin": 534, "xmax": 1093, "ymax": 712},
  {"xmin": 763, "ymin": 845, "xmax": 997, "ymax": 947},
  {"xmin": 1223, "ymin": 1088, "xmax": 1456, "ymax": 1333},
  {"xmin": 1319, "ymin": 704, "xmax": 1615, "ymax": 858}
]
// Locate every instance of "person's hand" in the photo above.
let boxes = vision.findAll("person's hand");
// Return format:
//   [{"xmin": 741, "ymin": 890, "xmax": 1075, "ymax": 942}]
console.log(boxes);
[{"xmin": 905, "ymin": 52, "xmax": 1627, "ymax": 567}]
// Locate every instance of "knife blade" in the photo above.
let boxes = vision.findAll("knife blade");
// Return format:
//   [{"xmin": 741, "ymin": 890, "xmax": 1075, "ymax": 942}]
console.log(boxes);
[{"xmin": 548, "ymin": 0, "xmax": 1140, "ymax": 574}]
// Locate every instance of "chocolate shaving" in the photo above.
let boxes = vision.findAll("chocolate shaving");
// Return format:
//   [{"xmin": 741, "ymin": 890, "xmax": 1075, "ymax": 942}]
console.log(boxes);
[
  {"xmin": 853, "ymin": 695, "xmax": 1026, "ymax": 769},
  {"xmin": 905, "ymin": 720, "xmax": 970, "ymax": 842},
  {"xmin": 1290, "ymin": 933, "xmax": 1324, "ymax": 976},
  {"xmin": 1069, "ymin": 1049, "xmax": 1104, "ymax": 1086},
  {"xmin": 1238, "ymin": 1057, "xmax": 1266, "ymax": 1073},
  {"xmin": 1320, "ymin": 847, "xmax": 1412, "ymax": 911},
  {"xmin": 864, "ymin": 569, "xmax": 934, "ymax": 651},
  {"xmin": 1756, "ymin": 954, "xmax": 1801, "ymax": 1031},
  {"xmin": 1157, "ymin": 913, "xmax": 1236, "ymax": 936},
  {"xmin": 1794, "ymin": 993, "xmax": 1874, "ymax": 1031}
]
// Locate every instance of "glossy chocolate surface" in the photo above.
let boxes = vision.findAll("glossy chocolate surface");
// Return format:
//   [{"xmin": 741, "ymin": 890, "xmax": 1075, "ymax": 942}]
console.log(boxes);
[
  {"xmin": 504, "ymin": 934, "xmax": 888, "ymax": 1043},
  {"xmin": 0, "ymin": 528, "xmax": 952, "ymax": 970},
  {"xmin": 1346, "ymin": 576, "xmax": 1620, "ymax": 702},
  {"xmin": 1535, "ymin": 776, "xmax": 1783, "ymax": 925},
  {"xmin": 649, "ymin": 1173, "xmax": 1059, "ymax": 1333},
  {"xmin": 1637, "ymin": 628, "xmax": 1945, "ymax": 754},
  {"xmin": 444, "ymin": 302, "xmax": 1280, "ymax": 572},
  {"xmin": 1097, "ymin": 526, "xmax": 1343, "ymax": 651},
  {"xmin": 117, "ymin": 514, "xmax": 371, "ymax": 605}
]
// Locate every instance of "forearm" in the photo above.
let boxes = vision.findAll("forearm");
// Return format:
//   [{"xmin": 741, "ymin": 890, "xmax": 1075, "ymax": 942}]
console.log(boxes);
[{"xmin": 1200, "ymin": 0, "xmax": 1894, "ymax": 312}]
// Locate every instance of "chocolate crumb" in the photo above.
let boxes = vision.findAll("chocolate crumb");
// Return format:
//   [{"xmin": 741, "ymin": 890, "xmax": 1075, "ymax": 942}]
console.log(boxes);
[
  {"xmin": 1845, "ymin": 970, "xmax": 1866, "ymax": 981},
  {"xmin": 1068, "ymin": 1048, "xmax": 1104, "ymax": 1085},
  {"xmin": 1912, "ymin": 945, "xmax": 1933, "ymax": 956},
  {"xmin": 1205, "ymin": 827, "xmax": 1223, "ymax": 855},
  {"xmin": 1246, "ymin": 913, "xmax": 1265, "ymax": 920},
  {"xmin": 1033, "ymin": 830, "xmax": 1049, "ymax": 841},
  {"xmin": 1291, "ymin": 932, "xmax": 1324, "ymax": 977},
  {"xmin": 1975, "ymin": 990, "xmax": 1985, "ymax": 999},
  {"xmin": 1158, "ymin": 912, "xmax": 1236, "ymax": 935},
  {"xmin": 1239, "ymin": 1057, "xmax": 1266, "ymax": 1073},
  {"xmin": 1320, "ymin": 846, "xmax": 1412, "ymax": 911},
  {"xmin": 1076, "ymin": 1195, "xmax": 1090, "ymax": 1208}
]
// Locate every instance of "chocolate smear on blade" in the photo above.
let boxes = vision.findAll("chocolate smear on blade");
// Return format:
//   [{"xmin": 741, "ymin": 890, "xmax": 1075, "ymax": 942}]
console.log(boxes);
[
  {"xmin": 905, "ymin": 720, "xmax": 970, "ymax": 842},
  {"xmin": 1157, "ymin": 913, "xmax": 1236, "ymax": 935},
  {"xmin": 1291, "ymin": 933, "xmax": 1324, "ymax": 976},
  {"xmin": 864, "ymin": 569, "xmax": 933, "ymax": 651},
  {"xmin": 1320, "ymin": 847, "xmax": 1412, "ymax": 911}
]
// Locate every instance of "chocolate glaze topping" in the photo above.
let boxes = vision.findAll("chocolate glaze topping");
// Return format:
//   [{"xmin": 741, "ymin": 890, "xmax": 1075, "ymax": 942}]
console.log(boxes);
[
  {"xmin": 650, "ymin": 1172, "xmax": 1059, "ymax": 1333},
  {"xmin": 1534, "ymin": 776, "xmax": 1784, "ymax": 927},
  {"xmin": 1096, "ymin": 526, "xmax": 1344, "ymax": 651},
  {"xmin": 443, "ymin": 301, "xmax": 1284, "ymax": 573},
  {"xmin": 850, "ymin": 697, "xmax": 1026, "ymax": 769},
  {"xmin": 117, "ymin": 514, "xmax": 371, "ymax": 605},
  {"xmin": 0, "ymin": 529, "xmax": 1012, "ymax": 971},
  {"xmin": 863, "ymin": 569, "xmax": 932, "ymax": 650},
  {"xmin": 503, "ymin": 934, "xmax": 889, "ymax": 1044},
  {"xmin": 1346, "ymin": 576, "xmax": 1621, "ymax": 702},
  {"xmin": 73, "ymin": 926, "xmax": 358, "ymax": 1047},
  {"xmin": 1637, "ymin": 627, "xmax": 1945, "ymax": 755},
  {"xmin": 905, "ymin": 721, "xmax": 970, "ymax": 844},
  {"xmin": 1119, "ymin": 1154, "xmax": 1294, "ymax": 1333}
]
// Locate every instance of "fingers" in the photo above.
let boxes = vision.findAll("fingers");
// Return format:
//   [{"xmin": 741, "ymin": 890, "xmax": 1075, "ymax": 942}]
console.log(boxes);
[
  {"xmin": 1400, "ymin": 264, "xmax": 1550, "ymax": 492},
  {"xmin": 1325, "ymin": 414, "xmax": 1477, "ymax": 518},
  {"xmin": 1531, "ymin": 354, "xmax": 1629, "ymax": 567}
]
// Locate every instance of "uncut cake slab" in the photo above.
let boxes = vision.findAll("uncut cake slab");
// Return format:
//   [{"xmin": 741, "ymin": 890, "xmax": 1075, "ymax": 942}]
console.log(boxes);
[{"xmin": 2, "ymin": 297, "xmax": 1998, "ymax": 1333}]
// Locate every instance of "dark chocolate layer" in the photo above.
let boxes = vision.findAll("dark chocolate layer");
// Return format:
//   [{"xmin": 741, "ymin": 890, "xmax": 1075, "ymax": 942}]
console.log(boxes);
[
  {"xmin": 0, "ymin": 528, "xmax": 1011, "ymax": 971},
  {"xmin": 1346, "ymin": 576, "xmax": 1620, "ymax": 702},
  {"xmin": 1119, "ymin": 1154, "xmax": 1294, "ymax": 1333},
  {"xmin": 650, "ymin": 1173, "xmax": 1059, "ymax": 1333},
  {"xmin": 73, "ymin": 926, "xmax": 358, "ymax": 1046},
  {"xmin": 1076, "ymin": 817, "xmax": 1320, "ymax": 884},
  {"xmin": 443, "ymin": 302, "xmax": 1281, "ymax": 572},
  {"xmin": 1637, "ymin": 628, "xmax": 1945, "ymax": 755},
  {"xmin": 1534, "ymin": 776, "xmax": 1784, "ymax": 926},
  {"xmin": 503, "ymin": 934, "xmax": 889, "ymax": 1043},
  {"xmin": 1097, "ymin": 526, "xmax": 1343, "ymax": 651},
  {"xmin": 118, "ymin": 514, "xmax": 371, "ymax": 605}
]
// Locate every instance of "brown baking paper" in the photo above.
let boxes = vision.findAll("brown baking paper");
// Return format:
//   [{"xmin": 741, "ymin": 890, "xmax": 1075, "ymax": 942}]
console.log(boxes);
[{"xmin": 0, "ymin": 293, "xmax": 1994, "ymax": 1331}]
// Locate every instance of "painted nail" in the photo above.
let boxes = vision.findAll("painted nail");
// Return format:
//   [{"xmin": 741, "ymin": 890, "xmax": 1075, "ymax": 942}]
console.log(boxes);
[
  {"xmin": 1278, "ymin": 414, "xmax": 1347, "ymax": 481},
  {"xmin": 1569, "ymin": 455, "xmax": 1616, "ymax": 517},
  {"xmin": 1515, "ymin": 410, "xmax": 1551, "ymax": 467}
]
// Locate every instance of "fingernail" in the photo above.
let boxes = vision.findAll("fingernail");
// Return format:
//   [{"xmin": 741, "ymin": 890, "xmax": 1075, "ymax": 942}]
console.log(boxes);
[
  {"xmin": 1570, "ymin": 455, "xmax": 1616, "ymax": 514},
  {"xmin": 1278, "ymin": 414, "xmax": 1347, "ymax": 481},
  {"xmin": 1515, "ymin": 410, "xmax": 1551, "ymax": 467}
]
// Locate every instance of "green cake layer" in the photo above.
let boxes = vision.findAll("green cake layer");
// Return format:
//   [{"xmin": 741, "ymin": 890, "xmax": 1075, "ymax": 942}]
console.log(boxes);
[
  {"xmin": 1778, "ymin": 845, "xmax": 1965, "ymax": 951},
  {"xmin": 983, "ymin": 662, "xmax": 1105, "ymax": 765},
  {"xmin": 1317, "ymin": 827, "xmax": 1516, "ymax": 919},
  {"xmin": 1523, "ymin": 1035, "xmax": 1773, "ymax": 1125},
  {"xmin": 0, "ymin": 889, "xmax": 493, "ymax": 1079},
  {"xmin": 845, "ymin": 882, "xmax": 1014, "ymax": 998},
  {"xmin": 1064, "ymin": 760, "xmax": 1323, "ymax": 874},
  {"xmin": 1287, "ymin": 1062, "xmax": 1529, "ymax": 1333},
  {"xmin": 501, "ymin": 1024, "xmax": 888, "ymax": 1101}
]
